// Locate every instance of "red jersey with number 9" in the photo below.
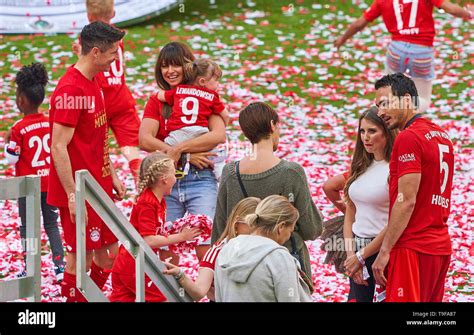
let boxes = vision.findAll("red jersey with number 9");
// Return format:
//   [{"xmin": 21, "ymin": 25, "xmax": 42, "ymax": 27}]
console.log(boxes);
[
  {"xmin": 389, "ymin": 117, "xmax": 454, "ymax": 255},
  {"xmin": 164, "ymin": 84, "xmax": 225, "ymax": 133},
  {"xmin": 8, "ymin": 113, "xmax": 51, "ymax": 192},
  {"xmin": 364, "ymin": 0, "xmax": 444, "ymax": 47}
]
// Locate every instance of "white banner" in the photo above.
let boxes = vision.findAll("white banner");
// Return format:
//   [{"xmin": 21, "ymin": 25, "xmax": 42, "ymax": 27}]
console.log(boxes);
[{"xmin": 0, "ymin": 0, "xmax": 179, "ymax": 34}]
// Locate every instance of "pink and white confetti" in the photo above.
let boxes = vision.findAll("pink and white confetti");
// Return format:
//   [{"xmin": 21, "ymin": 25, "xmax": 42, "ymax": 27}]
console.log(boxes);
[{"xmin": 0, "ymin": 2, "xmax": 472, "ymax": 303}]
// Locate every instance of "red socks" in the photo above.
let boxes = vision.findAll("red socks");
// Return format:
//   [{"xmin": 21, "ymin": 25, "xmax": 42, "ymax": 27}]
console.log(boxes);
[
  {"xmin": 61, "ymin": 271, "xmax": 87, "ymax": 302},
  {"xmin": 90, "ymin": 261, "xmax": 111, "ymax": 290},
  {"xmin": 129, "ymin": 158, "xmax": 141, "ymax": 185},
  {"xmin": 61, "ymin": 264, "xmax": 111, "ymax": 302}
]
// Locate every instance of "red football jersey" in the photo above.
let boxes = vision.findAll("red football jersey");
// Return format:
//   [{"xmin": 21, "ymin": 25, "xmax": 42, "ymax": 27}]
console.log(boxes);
[
  {"xmin": 112, "ymin": 188, "xmax": 166, "ymax": 275},
  {"xmin": 164, "ymin": 84, "xmax": 225, "ymax": 133},
  {"xmin": 142, "ymin": 93, "xmax": 169, "ymax": 141},
  {"xmin": 47, "ymin": 66, "xmax": 113, "ymax": 207},
  {"xmin": 95, "ymin": 40, "xmax": 136, "ymax": 115},
  {"xmin": 389, "ymin": 117, "xmax": 454, "ymax": 255},
  {"xmin": 8, "ymin": 113, "xmax": 51, "ymax": 192},
  {"xmin": 364, "ymin": 0, "xmax": 444, "ymax": 47},
  {"xmin": 200, "ymin": 238, "xmax": 227, "ymax": 271}
]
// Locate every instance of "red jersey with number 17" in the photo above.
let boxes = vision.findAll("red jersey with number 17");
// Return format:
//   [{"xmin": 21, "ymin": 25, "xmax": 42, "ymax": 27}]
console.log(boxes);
[
  {"xmin": 389, "ymin": 117, "xmax": 454, "ymax": 255},
  {"xmin": 47, "ymin": 66, "xmax": 113, "ymax": 207},
  {"xmin": 7, "ymin": 113, "xmax": 51, "ymax": 192},
  {"xmin": 364, "ymin": 0, "xmax": 444, "ymax": 47}
]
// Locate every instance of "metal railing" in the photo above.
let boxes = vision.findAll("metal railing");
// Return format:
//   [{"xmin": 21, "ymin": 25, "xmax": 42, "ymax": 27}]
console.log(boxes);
[
  {"xmin": 0, "ymin": 176, "xmax": 41, "ymax": 302},
  {"xmin": 75, "ymin": 170, "xmax": 191, "ymax": 302}
]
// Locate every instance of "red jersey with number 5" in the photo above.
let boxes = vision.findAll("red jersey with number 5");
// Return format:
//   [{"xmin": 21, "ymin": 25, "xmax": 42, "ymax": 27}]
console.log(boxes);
[
  {"xmin": 364, "ymin": 0, "xmax": 444, "ymax": 47},
  {"xmin": 389, "ymin": 117, "xmax": 454, "ymax": 255},
  {"xmin": 7, "ymin": 113, "xmax": 51, "ymax": 192},
  {"xmin": 164, "ymin": 84, "xmax": 225, "ymax": 133}
]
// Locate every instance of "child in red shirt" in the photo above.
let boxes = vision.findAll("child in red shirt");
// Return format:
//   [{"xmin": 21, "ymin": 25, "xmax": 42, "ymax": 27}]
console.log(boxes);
[
  {"xmin": 110, "ymin": 152, "xmax": 201, "ymax": 302},
  {"xmin": 4, "ymin": 63, "xmax": 65, "ymax": 282},
  {"xmin": 157, "ymin": 58, "xmax": 230, "ymax": 177}
]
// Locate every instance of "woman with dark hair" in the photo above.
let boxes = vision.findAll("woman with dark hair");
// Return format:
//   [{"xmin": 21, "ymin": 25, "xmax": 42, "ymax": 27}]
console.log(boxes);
[
  {"xmin": 210, "ymin": 102, "xmax": 322, "ymax": 287},
  {"xmin": 342, "ymin": 106, "xmax": 397, "ymax": 302},
  {"xmin": 139, "ymin": 42, "xmax": 226, "ymax": 263}
]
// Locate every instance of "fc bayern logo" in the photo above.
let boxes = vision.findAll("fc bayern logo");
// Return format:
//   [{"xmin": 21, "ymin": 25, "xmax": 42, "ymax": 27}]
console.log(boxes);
[{"xmin": 90, "ymin": 228, "xmax": 101, "ymax": 242}]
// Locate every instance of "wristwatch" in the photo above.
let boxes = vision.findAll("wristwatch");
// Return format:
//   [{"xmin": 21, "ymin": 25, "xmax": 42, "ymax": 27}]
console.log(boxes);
[{"xmin": 174, "ymin": 268, "xmax": 185, "ymax": 281}]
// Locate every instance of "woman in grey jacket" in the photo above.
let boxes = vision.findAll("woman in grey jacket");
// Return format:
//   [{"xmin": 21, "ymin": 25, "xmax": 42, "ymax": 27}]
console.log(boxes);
[
  {"xmin": 211, "ymin": 102, "xmax": 322, "ymax": 287},
  {"xmin": 215, "ymin": 195, "xmax": 312, "ymax": 302}
]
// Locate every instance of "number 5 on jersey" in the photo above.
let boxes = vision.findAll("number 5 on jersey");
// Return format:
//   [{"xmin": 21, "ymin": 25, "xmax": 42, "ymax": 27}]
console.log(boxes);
[{"xmin": 438, "ymin": 144, "xmax": 449, "ymax": 194}]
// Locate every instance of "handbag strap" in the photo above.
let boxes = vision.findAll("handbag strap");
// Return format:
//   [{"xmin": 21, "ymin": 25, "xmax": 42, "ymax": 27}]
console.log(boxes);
[
  {"xmin": 235, "ymin": 161, "xmax": 248, "ymax": 198},
  {"xmin": 290, "ymin": 234, "xmax": 306, "ymax": 274}
]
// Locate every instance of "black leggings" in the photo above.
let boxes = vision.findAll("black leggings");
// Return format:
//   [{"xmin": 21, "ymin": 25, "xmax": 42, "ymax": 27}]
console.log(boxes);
[
  {"xmin": 348, "ymin": 252, "xmax": 378, "ymax": 302},
  {"xmin": 18, "ymin": 192, "xmax": 64, "ymax": 268}
]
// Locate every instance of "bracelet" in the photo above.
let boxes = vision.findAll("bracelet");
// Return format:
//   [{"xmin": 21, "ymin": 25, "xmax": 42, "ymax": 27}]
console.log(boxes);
[
  {"xmin": 355, "ymin": 251, "xmax": 365, "ymax": 266},
  {"xmin": 174, "ymin": 268, "xmax": 185, "ymax": 281}
]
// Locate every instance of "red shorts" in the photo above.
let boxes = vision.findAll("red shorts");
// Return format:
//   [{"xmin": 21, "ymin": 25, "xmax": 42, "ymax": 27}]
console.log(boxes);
[
  {"xmin": 59, "ymin": 205, "xmax": 118, "ymax": 253},
  {"xmin": 109, "ymin": 272, "xmax": 167, "ymax": 302},
  {"xmin": 108, "ymin": 107, "xmax": 140, "ymax": 147},
  {"xmin": 386, "ymin": 248, "xmax": 450, "ymax": 302}
]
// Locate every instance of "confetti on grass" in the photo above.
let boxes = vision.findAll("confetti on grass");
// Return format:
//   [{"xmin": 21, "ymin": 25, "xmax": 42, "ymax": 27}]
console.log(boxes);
[{"xmin": 0, "ymin": 2, "xmax": 472, "ymax": 302}]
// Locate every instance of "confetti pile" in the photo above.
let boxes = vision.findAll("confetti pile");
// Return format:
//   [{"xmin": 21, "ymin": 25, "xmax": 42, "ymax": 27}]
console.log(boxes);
[
  {"xmin": 162, "ymin": 214, "xmax": 213, "ymax": 255},
  {"xmin": 0, "ymin": 1, "xmax": 472, "ymax": 302}
]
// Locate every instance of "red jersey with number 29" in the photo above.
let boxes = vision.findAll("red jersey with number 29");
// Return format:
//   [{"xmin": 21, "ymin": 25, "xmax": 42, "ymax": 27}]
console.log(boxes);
[
  {"xmin": 8, "ymin": 113, "xmax": 51, "ymax": 192},
  {"xmin": 364, "ymin": 0, "xmax": 444, "ymax": 47},
  {"xmin": 389, "ymin": 117, "xmax": 454, "ymax": 255}
]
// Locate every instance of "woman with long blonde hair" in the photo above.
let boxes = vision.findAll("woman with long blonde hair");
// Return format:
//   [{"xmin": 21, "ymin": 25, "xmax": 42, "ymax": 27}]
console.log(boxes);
[
  {"xmin": 163, "ymin": 197, "xmax": 261, "ymax": 302},
  {"xmin": 215, "ymin": 195, "xmax": 312, "ymax": 302}
]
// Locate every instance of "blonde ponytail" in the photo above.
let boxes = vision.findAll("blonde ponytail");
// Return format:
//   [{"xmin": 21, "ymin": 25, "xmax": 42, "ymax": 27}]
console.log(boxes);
[{"xmin": 245, "ymin": 195, "xmax": 299, "ymax": 236}]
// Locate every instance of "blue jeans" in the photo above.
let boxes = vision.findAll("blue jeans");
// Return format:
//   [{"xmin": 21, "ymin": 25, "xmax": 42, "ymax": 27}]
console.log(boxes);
[
  {"xmin": 385, "ymin": 41, "xmax": 435, "ymax": 80},
  {"xmin": 165, "ymin": 166, "xmax": 217, "ymax": 245}
]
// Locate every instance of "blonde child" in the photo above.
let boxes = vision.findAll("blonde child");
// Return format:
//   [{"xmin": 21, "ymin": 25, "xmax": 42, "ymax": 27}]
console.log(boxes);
[
  {"xmin": 109, "ymin": 152, "xmax": 200, "ymax": 302},
  {"xmin": 157, "ymin": 58, "xmax": 229, "ymax": 178},
  {"xmin": 162, "ymin": 197, "xmax": 261, "ymax": 302}
]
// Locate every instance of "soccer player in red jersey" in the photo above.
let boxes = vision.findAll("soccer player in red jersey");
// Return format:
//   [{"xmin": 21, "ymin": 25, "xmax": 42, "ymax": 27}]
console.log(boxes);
[
  {"xmin": 73, "ymin": 0, "xmax": 142, "ymax": 183},
  {"xmin": 335, "ymin": 0, "xmax": 473, "ymax": 112},
  {"xmin": 48, "ymin": 21, "xmax": 126, "ymax": 302},
  {"xmin": 372, "ymin": 73, "xmax": 454, "ymax": 302},
  {"xmin": 4, "ymin": 63, "xmax": 65, "ymax": 282}
]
